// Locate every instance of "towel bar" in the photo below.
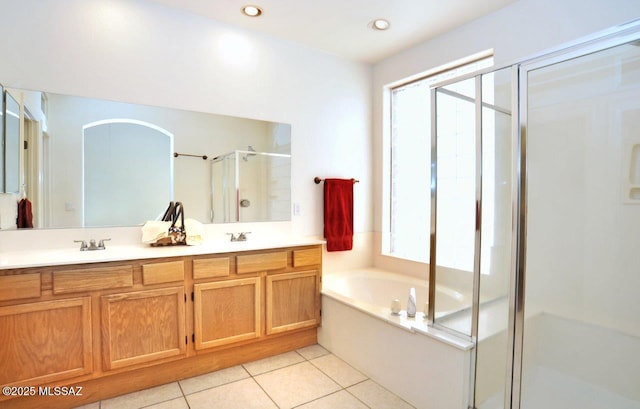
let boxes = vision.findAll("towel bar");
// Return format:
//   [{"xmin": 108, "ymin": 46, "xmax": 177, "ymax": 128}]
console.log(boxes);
[{"xmin": 314, "ymin": 177, "xmax": 359, "ymax": 184}]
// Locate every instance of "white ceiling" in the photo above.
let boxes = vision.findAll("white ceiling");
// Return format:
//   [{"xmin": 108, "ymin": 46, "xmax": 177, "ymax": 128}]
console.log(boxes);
[{"xmin": 147, "ymin": 0, "xmax": 518, "ymax": 63}]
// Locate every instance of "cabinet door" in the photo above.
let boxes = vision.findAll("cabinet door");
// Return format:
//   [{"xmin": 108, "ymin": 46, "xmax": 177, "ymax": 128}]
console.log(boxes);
[
  {"xmin": 101, "ymin": 287, "xmax": 186, "ymax": 370},
  {"xmin": 266, "ymin": 270, "xmax": 319, "ymax": 335},
  {"xmin": 0, "ymin": 297, "xmax": 92, "ymax": 388},
  {"xmin": 194, "ymin": 277, "xmax": 261, "ymax": 350}
]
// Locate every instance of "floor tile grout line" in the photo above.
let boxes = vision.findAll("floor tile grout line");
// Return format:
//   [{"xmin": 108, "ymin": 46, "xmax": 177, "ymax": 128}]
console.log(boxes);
[
  {"xmin": 134, "ymin": 389, "xmax": 187, "ymax": 409},
  {"xmin": 179, "ymin": 370, "xmax": 252, "ymax": 397},
  {"xmin": 176, "ymin": 381, "xmax": 193, "ymax": 409},
  {"xmin": 289, "ymin": 389, "xmax": 345, "ymax": 409},
  {"xmin": 305, "ymin": 351, "xmax": 371, "ymax": 391},
  {"xmin": 250, "ymin": 374, "xmax": 284, "ymax": 409},
  {"xmin": 249, "ymin": 348, "xmax": 336, "ymax": 409},
  {"xmin": 241, "ymin": 355, "xmax": 307, "ymax": 378},
  {"xmin": 289, "ymin": 386, "xmax": 374, "ymax": 409},
  {"xmin": 349, "ymin": 378, "xmax": 417, "ymax": 409},
  {"xmin": 344, "ymin": 379, "xmax": 375, "ymax": 409},
  {"xmin": 281, "ymin": 348, "xmax": 371, "ymax": 409},
  {"xmin": 93, "ymin": 346, "xmax": 415, "ymax": 409}
]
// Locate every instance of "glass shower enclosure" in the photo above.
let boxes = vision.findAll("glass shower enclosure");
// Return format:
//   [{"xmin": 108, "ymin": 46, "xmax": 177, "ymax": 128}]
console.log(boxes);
[
  {"xmin": 430, "ymin": 21, "xmax": 640, "ymax": 409},
  {"xmin": 210, "ymin": 150, "xmax": 291, "ymax": 223}
]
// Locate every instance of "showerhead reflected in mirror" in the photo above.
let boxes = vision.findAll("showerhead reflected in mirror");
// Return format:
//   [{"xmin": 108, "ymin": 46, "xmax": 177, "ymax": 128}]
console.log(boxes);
[{"xmin": 1, "ymin": 86, "xmax": 291, "ymax": 229}]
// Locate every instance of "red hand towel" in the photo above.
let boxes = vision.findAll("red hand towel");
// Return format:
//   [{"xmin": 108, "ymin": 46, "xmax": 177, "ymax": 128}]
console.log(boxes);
[
  {"xmin": 323, "ymin": 179, "xmax": 353, "ymax": 251},
  {"xmin": 17, "ymin": 198, "xmax": 34, "ymax": 228}
]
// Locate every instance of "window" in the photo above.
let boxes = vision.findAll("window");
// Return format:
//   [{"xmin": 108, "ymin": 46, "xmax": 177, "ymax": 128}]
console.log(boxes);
[{"xmin": 385, "ymin": 54, "xmax": 493, "ymax": 267}]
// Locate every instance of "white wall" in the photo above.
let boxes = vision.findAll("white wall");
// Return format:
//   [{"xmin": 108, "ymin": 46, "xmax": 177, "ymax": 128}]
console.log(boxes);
[
  {"xmin": 0, "ymin": 0, "xmax": 372, "ymax": 247},
  {"xmin": 371, "ymin": 0, "xmax": 640, "ymax": 272}
]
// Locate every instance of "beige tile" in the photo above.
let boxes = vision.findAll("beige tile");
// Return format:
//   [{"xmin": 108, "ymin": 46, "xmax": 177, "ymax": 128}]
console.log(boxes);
[
  {"xmin": 242, "ymin": 350, "xmax": 305, "ymax": 376},
  {"xmin": 296, "ymin": 390, "xmax": 369, "ymax": 409},
  {"xmin": 186, "ymin": 378, "xmax": 277, "ymax": 409},
  {"xmin": 180, "ymin": 365, "xmax": 249, "ymax": 395},
  {"xmin": 71, "ymin": 402, "xmax": 100, "ymax": 409},
  {"xmin": 101, "ymin": 382, "xmax": 183, "ymax": 409},
  {"xmin": 255, "ymin": 361, "xmax": 341, "ymax": 409},
  {"xmin": 143, "ymin": 397, "xmax": 189, "ymax": 409},
  {"xmin": 297, "ymin": 344, "xmax": 330, "ymax": 360},
  {"xmin": 310, "ymin": 354, "xmax": 368, "ymax": 387},
  {"xmin": 347, "ymin": 380, "xmax": 415, "ymax": 409}
]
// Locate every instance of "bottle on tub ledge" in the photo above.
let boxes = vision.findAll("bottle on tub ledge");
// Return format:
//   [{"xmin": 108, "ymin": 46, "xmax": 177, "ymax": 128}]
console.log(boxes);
[{"xmin": 407, "ymin": 287, "xmax": 417, "ymax": 318}]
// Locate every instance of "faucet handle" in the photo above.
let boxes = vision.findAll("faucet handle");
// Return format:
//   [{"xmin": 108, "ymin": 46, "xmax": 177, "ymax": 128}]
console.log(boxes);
[
  {"xmin": 74, "ymin": 240, "xmax": 88, "ymax": 251},
  {"xmin": 237, "ymin": 232, "xmax": 251, "ymax": 241},
  {"xmin": 98, "ymin": 238, "xmax": 111, "ymax": 249},
  {"xmin": 226, "ymin": 233, "xmax": 237, "ymax": 242}
]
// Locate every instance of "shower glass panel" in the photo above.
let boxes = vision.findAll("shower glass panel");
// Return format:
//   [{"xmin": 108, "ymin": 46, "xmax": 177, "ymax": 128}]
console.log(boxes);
[
  {"xmin": 475, "ymin": 67, "xmax": 513, "ymax": 409},
  {"xmin": 211, "ymin": 152, "xmax": 237, "ymax": 223},
  {"xmin": 521, "ymin": 41, "xmax": 640, "ymax": 409},
  {"xmin": 237, "ymin": 152, "xmax": 291, "ymax": 223},
  {"xmin": 434, "ymin": 77, "xmax": 477, "ymax": 336},
  {"xmin": 211, "ymin": 151, "xmax": 291, "ymax": 223}
]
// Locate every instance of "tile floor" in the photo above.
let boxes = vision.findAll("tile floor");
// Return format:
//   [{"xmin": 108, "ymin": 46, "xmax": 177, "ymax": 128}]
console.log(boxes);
[{"xmin": 73, "ymin": 345, "xmax": 416, "ymax": 409}]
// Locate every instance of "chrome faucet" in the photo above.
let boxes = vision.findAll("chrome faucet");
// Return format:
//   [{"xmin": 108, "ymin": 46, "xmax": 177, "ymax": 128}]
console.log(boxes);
[
  {"xmin": 75, "ymin": 238, "xmax": 110, "ymax": 251},
  {"xmin": 226, "ymin": 232, "xmax": 251, "ymax": 242}
]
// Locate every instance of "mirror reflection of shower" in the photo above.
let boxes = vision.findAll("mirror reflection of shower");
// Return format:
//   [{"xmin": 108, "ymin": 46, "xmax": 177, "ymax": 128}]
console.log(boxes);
[
  {"xmin": 210, "ymin": 149, "xmax": 291, "ymax": 223},
  {"xmin": 242, "ymin": 145, "xmax": 256, "ymax": 162}
]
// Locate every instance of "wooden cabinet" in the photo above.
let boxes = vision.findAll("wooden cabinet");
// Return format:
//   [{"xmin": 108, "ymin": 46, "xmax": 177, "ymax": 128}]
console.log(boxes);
[
  {"xmin": 194, "ymin": 277, "xmax": 261, "ymax": 350},
  {"xmin": 0, "ymin": 244, "xmax": 321, "ymax": 408},
  {"xmin": 0, "ymin": 297, "xmax": 92, "ymax": 388},
  {"xmin": 266, "ymin": 270, "xmax": 320, "ymax": 335},
  {"xmin": 101, "ymin": 287, "xmax": 186, "ymax": 370}
]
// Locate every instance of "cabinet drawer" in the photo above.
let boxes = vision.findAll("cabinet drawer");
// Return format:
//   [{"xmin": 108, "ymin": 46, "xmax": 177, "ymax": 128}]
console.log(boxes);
[
  {"xmin": 142, "ymin": 261, "xmax": 185, "ymax": 285},
  {"xmin": 193, "ymin": 257, "xmax": 230, "ymax": 279},
  {"xmin": 293, "ymin": 247, "xmax": 322, "ymax": 267},
  {"xmin": 236, "ymin": 251, "xmax": 287, "ymax": 274},
  {"xmin": 53, "ymin": 265, "xmax": 133, "ymax": 294},
  {"xmin": 0, "ymin": 273, "xmax": 41, "ymax": 301}
]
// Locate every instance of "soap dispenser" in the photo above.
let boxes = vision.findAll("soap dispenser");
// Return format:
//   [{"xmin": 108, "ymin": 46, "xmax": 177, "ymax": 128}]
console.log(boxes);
[{"xmin": 407, "ymin": 287, "xmax": 417, "ymax": 318}]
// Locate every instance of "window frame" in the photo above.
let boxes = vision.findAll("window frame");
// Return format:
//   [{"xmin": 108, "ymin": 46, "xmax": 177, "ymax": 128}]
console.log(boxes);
[{"xmin": 382, "ymin": 51, "xmax": 494, "ymax": 266}]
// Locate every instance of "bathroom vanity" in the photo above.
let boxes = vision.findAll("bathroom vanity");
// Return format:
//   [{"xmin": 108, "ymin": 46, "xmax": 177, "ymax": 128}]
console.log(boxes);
[{"xmin": 0, "ymin": 243, "xmax": 322, "ymax": 409}]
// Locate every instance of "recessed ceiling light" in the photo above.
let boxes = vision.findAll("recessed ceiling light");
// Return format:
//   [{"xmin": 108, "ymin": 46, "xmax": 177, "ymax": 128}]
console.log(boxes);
[
  {"xmin": 371, "ymin": 19, "xmax": 390, "ymax": 31},
  {"xmin": 242, "ymin": 5, "xmax": 262, "ymax": 17}
]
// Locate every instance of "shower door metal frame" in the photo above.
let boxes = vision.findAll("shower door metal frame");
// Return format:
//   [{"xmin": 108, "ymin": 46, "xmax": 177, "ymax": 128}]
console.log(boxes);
[
  {"xmin": 427, "ymin": 17, "xmax": 640, "ymax": 409},
  {"xmin": 431, "ymin": 65, "xmax": 519, "ymax": 409}
]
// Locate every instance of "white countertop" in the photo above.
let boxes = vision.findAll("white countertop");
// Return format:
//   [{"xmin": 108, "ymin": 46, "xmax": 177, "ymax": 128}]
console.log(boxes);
[{"xmin": 0, "ymin": 237, "xmax": 325, "ymax": 270}]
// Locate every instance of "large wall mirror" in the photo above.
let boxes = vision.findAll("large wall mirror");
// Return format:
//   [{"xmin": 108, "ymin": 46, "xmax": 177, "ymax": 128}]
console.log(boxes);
[
  {"xmin": 0, "ymin": 86, "xmax": 291, "ymax": 229},
  {"xmin": 1, "ymin": 88, "xmax": 20, "ymax": 194}
]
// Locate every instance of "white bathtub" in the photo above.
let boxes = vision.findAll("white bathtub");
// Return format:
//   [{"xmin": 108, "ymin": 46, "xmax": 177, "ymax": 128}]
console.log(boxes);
[
  {"xmin": 323, "ymin": 268, "xmax": 468, "ymax": 319},
  {"xmin": 318, "ymin": 268, "xmax": 474, "ymax": 409}
]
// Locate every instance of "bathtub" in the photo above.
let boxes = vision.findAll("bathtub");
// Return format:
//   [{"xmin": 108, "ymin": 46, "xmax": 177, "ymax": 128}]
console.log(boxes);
[
  {"xmin": 318, "ymin": 268, "xmax": 474, "ymax": 409},
  {"xmin": 323, "ymin": 268, "xmax": 468, "ymax": 318}
]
